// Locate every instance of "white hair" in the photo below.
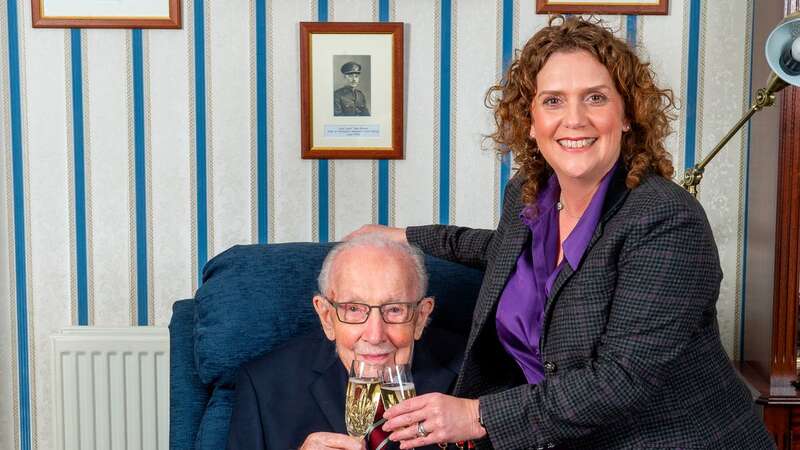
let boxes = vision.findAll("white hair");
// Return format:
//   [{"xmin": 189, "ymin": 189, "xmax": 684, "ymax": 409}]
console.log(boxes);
[{"xmin": 317, "ymin": 233, "xmax": 429, "ymax": 299}]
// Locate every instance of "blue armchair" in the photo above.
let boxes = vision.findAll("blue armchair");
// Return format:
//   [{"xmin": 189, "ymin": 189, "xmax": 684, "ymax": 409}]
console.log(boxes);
[{"xmin": 168, "ymin": 242, "xmax": 483, "ymax": 450}]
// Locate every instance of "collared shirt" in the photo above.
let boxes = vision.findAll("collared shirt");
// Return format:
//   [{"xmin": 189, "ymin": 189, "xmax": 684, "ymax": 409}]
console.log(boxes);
[{"xmin": 495, "ymin": 164, "xmax": 617, "ymax": 384}]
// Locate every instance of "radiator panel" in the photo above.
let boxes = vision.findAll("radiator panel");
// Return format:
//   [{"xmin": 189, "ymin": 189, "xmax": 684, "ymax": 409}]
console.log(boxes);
[{"xmin": 51, "ymin": 327, "xmax": 169, "ymax": 450}]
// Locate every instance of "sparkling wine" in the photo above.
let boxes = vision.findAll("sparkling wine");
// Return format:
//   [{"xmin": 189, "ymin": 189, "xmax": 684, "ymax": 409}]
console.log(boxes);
[
  {"xmin": 380, "ymin": 382, "xmax": 416, "ymax": 409},
  {"xmin": 345, "ymin": 377, "xmax": 381, "ymax": 437}
]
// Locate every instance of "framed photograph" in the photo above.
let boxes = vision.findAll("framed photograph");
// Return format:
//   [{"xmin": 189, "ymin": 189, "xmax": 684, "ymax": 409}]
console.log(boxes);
[
  {"xmin": 536, "ymin": 0, "xmax": 668, "ymax": 15},
  {"xmin": 32, "ymin": 0, "xmax": 181, "ymax": 29},
  {"xmin": 300, "ymin": 22, "xmax": 404, "ymax": 159}
]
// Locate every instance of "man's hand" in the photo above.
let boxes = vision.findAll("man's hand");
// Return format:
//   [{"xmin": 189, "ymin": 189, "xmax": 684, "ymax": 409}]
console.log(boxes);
[
  {"xmin": 382, "ymin": 393, "xmax": 487, "ymax": 449},
  {"xmin": 343, "ymin": 225, "xmax": 407, "ymax": 243},
  {"xmin": 299, "ymin": 432, "xmax": 366, "ymax": 450}
]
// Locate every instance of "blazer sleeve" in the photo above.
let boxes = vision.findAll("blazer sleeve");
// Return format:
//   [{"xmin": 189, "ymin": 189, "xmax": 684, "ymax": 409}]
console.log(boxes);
[
  {"xmin": 226, "ymin": 366, "xmax": 267, "ymax": 450},
  {"xmin": 405, "ymin": 175, "xmax": 522, "ymax": 269},
  {"xmin": 478, "ymin": 190, "xmax": 722, "ymax": 449},
  {"xmin": 406, "ymin": 225, "xmax": 496, "ymax": 269}
]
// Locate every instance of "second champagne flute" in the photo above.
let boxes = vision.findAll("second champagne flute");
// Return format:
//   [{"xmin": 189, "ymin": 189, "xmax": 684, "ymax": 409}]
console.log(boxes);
[{"xmin": 381, "ymin": 363, "xmax": 416, "ymax": 410}]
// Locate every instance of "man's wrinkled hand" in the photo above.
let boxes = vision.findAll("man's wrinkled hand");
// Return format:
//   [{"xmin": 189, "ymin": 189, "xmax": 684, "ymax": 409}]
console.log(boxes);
[{"xmin": 299, "ymin": 432, "xmax": 366, "ymax": 450}]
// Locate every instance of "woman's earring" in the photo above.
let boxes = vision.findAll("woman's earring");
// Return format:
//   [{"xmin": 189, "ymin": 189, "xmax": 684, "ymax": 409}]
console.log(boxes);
[{"xmin": 622, "ymin": 124, "xmax": 631, "ymax": 132}]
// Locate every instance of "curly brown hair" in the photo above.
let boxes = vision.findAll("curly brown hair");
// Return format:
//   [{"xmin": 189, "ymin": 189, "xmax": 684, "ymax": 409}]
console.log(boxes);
[{"xmin": 487, "ymin": 16, "xmax": 676, "ymax": 205}]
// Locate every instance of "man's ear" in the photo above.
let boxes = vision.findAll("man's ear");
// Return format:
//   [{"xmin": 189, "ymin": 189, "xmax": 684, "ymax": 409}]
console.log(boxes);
[
  {"xmin": 313, "ymin": 295, "xmax": 336, "ymax": 341},
  {"xmin": 414, "ymin": 297, "xmax": 435, "ymax": 340}
]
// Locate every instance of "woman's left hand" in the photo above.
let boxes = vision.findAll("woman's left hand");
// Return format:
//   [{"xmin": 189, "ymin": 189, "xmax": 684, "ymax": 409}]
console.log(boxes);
[{"xmin": 381, "ymin": 393, "xmax": 487, "ymax": 449}]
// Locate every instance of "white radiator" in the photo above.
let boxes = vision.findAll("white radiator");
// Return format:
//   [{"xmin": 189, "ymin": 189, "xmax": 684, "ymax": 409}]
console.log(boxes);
[{"xmin": 51, "ymin": 327, "xmax": 169, "ymax": 450}]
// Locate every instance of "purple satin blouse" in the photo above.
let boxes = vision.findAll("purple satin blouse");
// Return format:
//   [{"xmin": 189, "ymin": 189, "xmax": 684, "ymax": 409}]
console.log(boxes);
[{"xmin": 495, "ymin": 165, "xmax": 617, "ymax": 384}]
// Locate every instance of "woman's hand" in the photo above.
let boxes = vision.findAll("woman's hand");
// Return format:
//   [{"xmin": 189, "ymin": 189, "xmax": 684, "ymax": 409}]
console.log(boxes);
[
  {"xmin": 299, "ymin": 432, "xmax": 366, "ymax": 450},
  {"xmin": 382, "ymin": 393, "xmax": 486, "ymax": 449},
  {"xmin": 343, "ymin": 225, "xmax": 407, "ymax": 243}
]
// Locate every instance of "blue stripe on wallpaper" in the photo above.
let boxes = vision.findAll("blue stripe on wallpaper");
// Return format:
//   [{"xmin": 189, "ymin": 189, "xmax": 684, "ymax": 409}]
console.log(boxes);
[
  {"xmin": 379, "ymin": 0, "xmax": 389, "ymax": 22},
  {"xmin": 132, "ymin": 29, "xmax": 148, "ymax": 326},
  {"xmin": 70, "ymin": 30, "xmax": 89, "ymax": 326},
  {"xmin": 439, "ymin": 0, "xmax": 452, "ymax": 225},
  {"xmin": 194, "ymin": 0, "xmax": 209, "ymax": 280},
  {"xmin": 378, "ymin": 0, "xmax": 389, "ymax": 225},
  {"xmin": 318, "ymin": 0, "xmax": 328, "ymax": 22},
  {"xmin": 739, "ymin": 6, "xmax": 756, "ymax": 360},
  {"xmin": 318, "ymin": 0, "xmax": 329, "ymax": 241},
  {"xmin": 319, "ymin": 163, "xmax": 329, "ymax": 242},
  {"xmin": 378, "ymin": 160, "xmax": 389, "ymax": 225},
  {"xmin": 499, "ymin": 0, "xmax": 513, "ymax": 211},
  {"xmin": 684, "ymin": 0, "xmax": 701, "ymax": 169},
  {"xmin": 7, "ymin": 1, "xmax": 31, "ymax": 449},
  {"xmin": 256, "ymin": 0, "xmax": 269, "ymax": 243},
  {"xmin": 626, "ymin": 15, "xmax": 637, "ymax": 47}
]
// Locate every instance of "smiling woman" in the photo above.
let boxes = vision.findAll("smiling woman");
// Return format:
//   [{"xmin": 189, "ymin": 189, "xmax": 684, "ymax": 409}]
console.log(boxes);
[{"xmin": 349, "ymin": 15, "xmax": 775, "ymax": 450}]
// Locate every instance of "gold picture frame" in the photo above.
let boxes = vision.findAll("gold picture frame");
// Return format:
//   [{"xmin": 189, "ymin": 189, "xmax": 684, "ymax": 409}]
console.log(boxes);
[
  {"xmin": 32, "ymin": 0, "xmax": 181, "ymax": 29},
  {"xmin": 536, "ymin": 0, "xmax": 669, "ymax": 15}
]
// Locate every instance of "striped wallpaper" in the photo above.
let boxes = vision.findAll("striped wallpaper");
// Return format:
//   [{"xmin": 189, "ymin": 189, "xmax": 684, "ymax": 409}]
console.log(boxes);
[{"xmin": 0, "ymin": 0, "xmax": 758, "ymax": 448}]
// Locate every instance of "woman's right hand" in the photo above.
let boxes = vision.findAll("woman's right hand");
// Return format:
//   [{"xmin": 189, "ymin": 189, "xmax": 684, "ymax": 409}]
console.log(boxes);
[
  {"xmin": 343, "ymin": 225, "xmax": 407, "ymax": 243},
  {"xmin": 382, "ymin": 393, "xmax": 486, "ymax": 449}
]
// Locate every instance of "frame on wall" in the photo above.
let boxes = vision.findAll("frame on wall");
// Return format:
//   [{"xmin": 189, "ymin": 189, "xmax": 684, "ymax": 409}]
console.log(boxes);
[
  {"xmin": 300, "ymin": 22, "xmax": 404, "ymax": 160},
  {"xmin": 31, "ymin": 0, "xmax": 182, "ymax": 29},
  {"xmin": 536, "ymin": 0, "xmax": 668, "ymax": 15}
]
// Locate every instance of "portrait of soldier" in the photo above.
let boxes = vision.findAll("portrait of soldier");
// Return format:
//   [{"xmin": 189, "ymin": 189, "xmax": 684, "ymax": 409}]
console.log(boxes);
[{"xmin": 333, "ymin": 60, "xmax": 370, "ymax": 117}]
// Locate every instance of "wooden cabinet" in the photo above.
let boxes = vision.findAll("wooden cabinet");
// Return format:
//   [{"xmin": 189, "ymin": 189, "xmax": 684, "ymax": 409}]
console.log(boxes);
[
  {"xmin": 739, "ymin": 363, "xmax": 800, "ymax": 449},
  {"xmin": 737, "ymin": 5, "xmax": 800, "ymax": 447}
]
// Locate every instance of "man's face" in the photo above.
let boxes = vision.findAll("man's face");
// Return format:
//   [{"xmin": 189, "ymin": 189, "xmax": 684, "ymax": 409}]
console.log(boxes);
[
  {"xmin": 345, "ymin": 72, "xmax": 360, "ymax": 88},
  {"xmin": 313, "ymin": 246, "xmax": 434, "ymax": 370}
]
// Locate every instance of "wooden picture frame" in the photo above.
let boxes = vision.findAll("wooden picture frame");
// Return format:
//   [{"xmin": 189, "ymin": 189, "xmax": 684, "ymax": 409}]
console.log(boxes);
[
  {"xmin": 536, "ymin": 0, "xmax": 669, "ymax": 15},
  {"xmin": 32, "ymin": 0, "xmax": 181, "ymax": 29},
  {"xmin": 300, "ymin": 22, "xmax": 404, "ymax": 159}
]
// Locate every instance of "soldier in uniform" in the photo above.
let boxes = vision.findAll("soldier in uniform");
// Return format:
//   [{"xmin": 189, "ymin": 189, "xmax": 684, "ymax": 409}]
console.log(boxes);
[{"xmin": 333, "ymin": 61, "xmax": 370, "ymax": 116}]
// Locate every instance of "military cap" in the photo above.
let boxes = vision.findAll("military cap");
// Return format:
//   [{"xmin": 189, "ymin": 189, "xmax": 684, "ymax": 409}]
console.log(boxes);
[{"xmin": 340, "ymin": 61, "xmax": 362, "ymax": 74}]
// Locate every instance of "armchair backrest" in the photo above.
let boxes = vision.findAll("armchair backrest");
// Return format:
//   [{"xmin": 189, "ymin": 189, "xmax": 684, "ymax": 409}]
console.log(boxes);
[{"xmin": 169, "ymin": 242, "xmax": 483, "ymax": 450}]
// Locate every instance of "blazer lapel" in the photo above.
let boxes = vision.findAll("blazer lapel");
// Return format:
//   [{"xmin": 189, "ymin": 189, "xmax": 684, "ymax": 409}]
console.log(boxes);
[
  {"xmin": 310, "ymin": 339, "xmax": 348, "ymax": 433},
  {"xmin": 541, "ymin": 166, "xmax": 630, "ymax": 344},
  {"xmin": 573, "ymin": 165, "xmax": 630, "ymax": 263}
]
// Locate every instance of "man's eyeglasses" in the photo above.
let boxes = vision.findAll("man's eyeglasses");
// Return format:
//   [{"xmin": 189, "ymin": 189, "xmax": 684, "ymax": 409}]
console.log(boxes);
[{"xmin": 323, "ymin": 297, "xmax": 422, "ymax": 324}]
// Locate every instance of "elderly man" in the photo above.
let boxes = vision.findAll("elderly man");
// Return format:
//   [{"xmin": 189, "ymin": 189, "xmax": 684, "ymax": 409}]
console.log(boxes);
[
  {"xmin": 226, "ymin": 235, "xmax": 464, "ymax": 450},
  {"xmin": 333, "ymin": 61, "xmax": 370, "ymax": 116}
]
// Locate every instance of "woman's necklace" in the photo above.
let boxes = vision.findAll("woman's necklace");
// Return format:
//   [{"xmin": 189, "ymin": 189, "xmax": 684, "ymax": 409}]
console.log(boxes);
[{"xmin": 556, "ymin": 197, "xmax": 583, "ymax": 220}]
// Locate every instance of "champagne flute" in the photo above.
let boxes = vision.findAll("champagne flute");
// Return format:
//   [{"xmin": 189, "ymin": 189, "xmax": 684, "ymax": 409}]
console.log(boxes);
[
  {"xmin": 381, "ymin": 363, "xmax": 416, "ymax": 410},
  {"xmin": 345, "ymin": 360, "xmax": 383, "ymax": 437}
]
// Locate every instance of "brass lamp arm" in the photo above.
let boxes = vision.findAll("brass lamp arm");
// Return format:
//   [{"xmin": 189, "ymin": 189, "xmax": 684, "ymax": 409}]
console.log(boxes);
[{"xmin": 682, "ymin": 72, "xmax": 789, "ymax": 197}]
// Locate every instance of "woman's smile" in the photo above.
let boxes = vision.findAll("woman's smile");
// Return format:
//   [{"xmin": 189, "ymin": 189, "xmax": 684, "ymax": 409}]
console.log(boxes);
[{"xmin": 556, "ymin": 137, "xmax": 598, "ymax": 151}]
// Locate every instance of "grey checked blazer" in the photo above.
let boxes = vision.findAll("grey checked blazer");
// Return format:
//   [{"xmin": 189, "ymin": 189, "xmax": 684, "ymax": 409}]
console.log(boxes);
[{"xmin": 407, "ymin": 165, "xmax": 774, "ymax": 450}]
